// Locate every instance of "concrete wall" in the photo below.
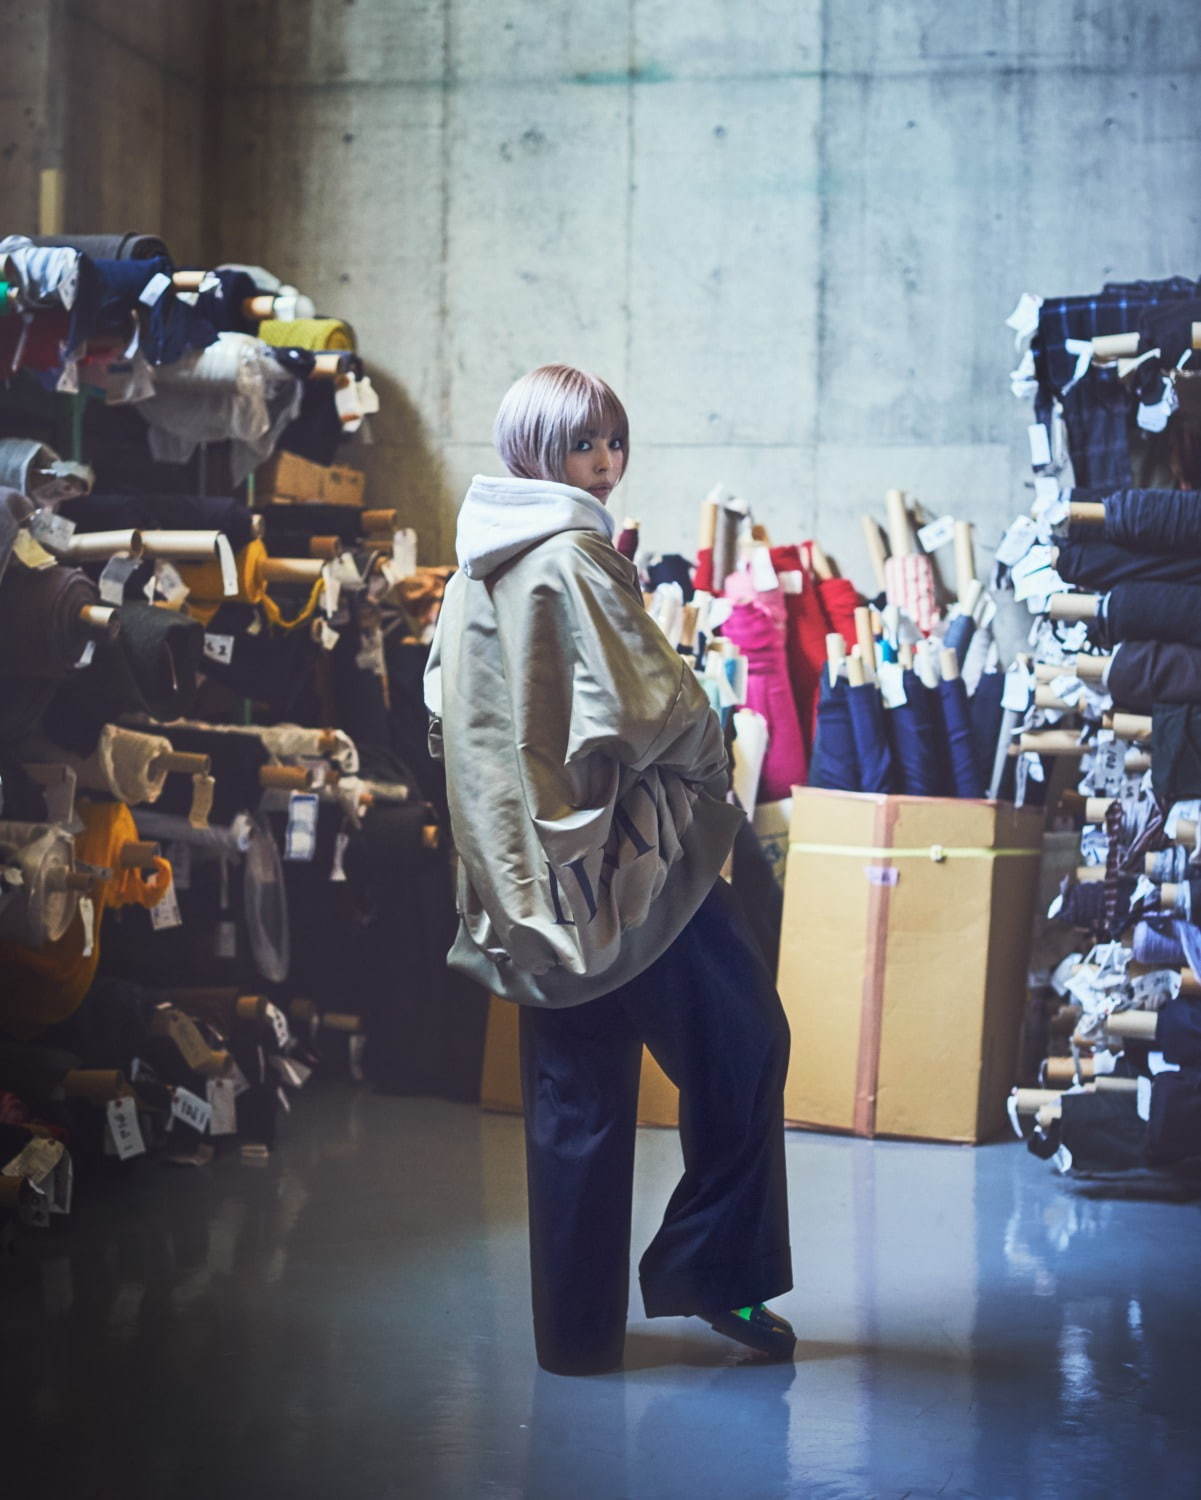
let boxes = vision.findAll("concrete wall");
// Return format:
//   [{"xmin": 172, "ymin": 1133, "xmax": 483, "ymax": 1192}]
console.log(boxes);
[{"xmin": 0, "ymin": 0, "xmax": 215, "ymax": 263}]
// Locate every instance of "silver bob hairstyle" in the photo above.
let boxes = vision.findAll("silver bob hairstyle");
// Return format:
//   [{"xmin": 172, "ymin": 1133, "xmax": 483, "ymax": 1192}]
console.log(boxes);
[{"xmin": 492, "ymin": 364, "xmax": 629, "ymax": 483}]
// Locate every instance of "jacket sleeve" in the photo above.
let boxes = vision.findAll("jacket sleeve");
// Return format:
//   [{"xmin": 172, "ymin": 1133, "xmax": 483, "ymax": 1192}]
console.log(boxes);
[
  {"xmin": 422, "ymin": 611, "xmax": 445, "ymax": 763},
  {"xmin": 550, "ymin": 534, "xmax": 728, "ymax": 785}
]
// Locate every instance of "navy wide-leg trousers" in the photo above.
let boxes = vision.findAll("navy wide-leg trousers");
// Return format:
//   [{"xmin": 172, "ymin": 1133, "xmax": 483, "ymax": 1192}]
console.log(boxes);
[{"xmin": 518, "ymin": 877, "xmax": 793, "ymax": 1374}]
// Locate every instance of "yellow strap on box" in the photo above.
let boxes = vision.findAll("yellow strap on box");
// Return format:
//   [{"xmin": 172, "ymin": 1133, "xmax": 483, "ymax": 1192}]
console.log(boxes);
[{"xmin": 788, "ymin": 841, "xmax": 1040, "ymax": 863}]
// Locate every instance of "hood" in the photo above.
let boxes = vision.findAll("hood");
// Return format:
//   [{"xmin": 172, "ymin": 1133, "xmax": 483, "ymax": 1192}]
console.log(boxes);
[{"xmin": 455, "ymin": 474, "xmax": 616, "ymax": 580}]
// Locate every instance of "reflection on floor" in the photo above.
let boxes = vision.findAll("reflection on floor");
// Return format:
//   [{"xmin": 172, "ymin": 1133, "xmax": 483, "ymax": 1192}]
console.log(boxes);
[{"xmin": 4, "ymin": 1081, "xmax": 1201, "ymax": 1499}]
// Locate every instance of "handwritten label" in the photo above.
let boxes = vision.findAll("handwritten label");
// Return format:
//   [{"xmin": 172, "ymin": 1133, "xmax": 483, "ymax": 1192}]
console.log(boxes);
[
  {"xmin": 171, "ymin": 1087, "xmax": 212, "ymax": 1135},
  {"xmin": 917, "ymin": 514, "xmax": 956, "ymax": 553},
  {"xmin": 105, "ymin": 1097, "xmax": 146, "ymax": 1161}
]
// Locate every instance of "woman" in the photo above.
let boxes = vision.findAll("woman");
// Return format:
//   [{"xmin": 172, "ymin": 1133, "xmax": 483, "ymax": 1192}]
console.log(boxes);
[{"xmin": 425, "ymin": 363, "xmax": 793, "ymax": 1375}]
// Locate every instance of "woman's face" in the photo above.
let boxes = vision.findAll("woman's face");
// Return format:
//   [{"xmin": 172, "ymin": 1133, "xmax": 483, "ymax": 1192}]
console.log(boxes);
[{"xmin": 561, "ymin": 429, "xmax": 625, "ymax": 503}]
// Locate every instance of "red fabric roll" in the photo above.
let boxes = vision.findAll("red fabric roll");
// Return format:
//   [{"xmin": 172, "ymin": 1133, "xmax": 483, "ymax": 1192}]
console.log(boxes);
[
  {"xmin": 693, "ymin": 546, "xmax": 714, "ymax": 594},
  {"xmin": 769, "ymin": 544, "xmax": 829, "ymax": 747}
]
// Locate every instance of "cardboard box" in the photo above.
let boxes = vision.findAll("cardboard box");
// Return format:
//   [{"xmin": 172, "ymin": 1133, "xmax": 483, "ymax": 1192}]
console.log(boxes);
[
  {"xmin": 479, "ymin": 995, "xmax": 681, "ymax": 1128},
  {"xmin": 256, "ymin": 451, "xmax": 365, "ymax": 508},
  {"xmin": 777, "ymin": 788, "xmax": 1044, "ymax": 1144}
]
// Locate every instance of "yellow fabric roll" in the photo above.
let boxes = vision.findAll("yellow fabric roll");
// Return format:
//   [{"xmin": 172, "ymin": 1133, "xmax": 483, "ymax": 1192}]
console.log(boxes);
[
  {"xmin": 0, "ymin": 801, "xmax": 173, "ymax": 1037},
  {"xmin": 258, "ymin": 318, "xmax": 355, "ymax": 352},
  {"xmin": 177, "ymin": 539, "xmax": 324, "ymax": 630}
]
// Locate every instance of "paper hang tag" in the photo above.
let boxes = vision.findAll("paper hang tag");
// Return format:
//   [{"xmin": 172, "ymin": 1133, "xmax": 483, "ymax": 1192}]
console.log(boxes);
[
  {"xmin": 330, "ymin": 830, "xmax": 349, "ymax": 883},
  {"xmin": 1027, "ymin": 422, "xmax": 1053, "ymax": 468},
  {"xmin": 330, "ymin": 552, "xmax": 363, "ymax": 590},
  {"xmin": 316, "ymin": 617, "xmax": 340, "ymax": 652},
  {"xmin": 164, "ymin": 1011, "xmax": 212, "ymax": 1072},
  {"xmin": 285, "ymin": 791, "xmax": 320, "ymax": 862},
  {"xmin": 138, "ymin": 271, "xmax": 173, "ymax": 307},
  {"xmin": 171, "ymin": 1087, "xmax": 213, "ymax": 1135},
  {"xmin": 1005, "ymin": 292, "xmax": 1043, "ymax": 343},
  {"xmin": 995, "ymin": 515, "xmax": 1039, "ymax": 568},
  {"xmin": 392, "ymin": 529, "xmax": 418, "ymax": 579},
  {"xmin": 167, "ymin": 841, "xmax": 193, "ymax": 891},
  {"xmin": 49, "ymin": 1151, "xmax": 73, "ymax": 1215},
  {"xmin": 215, "ymin": 534, "xmax": 238, "ymax": 597},
  {"xmin": 149, "ymin": 879, "xmax": 183, "ymax": 931},
  {"xmin": 105, "ymin": 1097, "xmax": 146, "ymax": 1161},
  {"xmin": 1, "ymin": 1135, "xmax": 65, "ymax": 1187},
  {"xmin": 776, "ymin": 570, "xmax": 803, "ymax": 596},
  {"xmin": 12, "ymin": 528, "xmax": 57, "ymax": 571},
  {"xmin": 78, "ymin": 895, "xmax": 95, "ymax": 959},
  {"xmin": 207, "ymin": 1078, "xmax": 238, "ymax": 1136},
  {"xmin": 28, "ymin": 509, "xmax": 76, "ymax": 552},
  {"xmin": 265, "ymin": 1002, "xmax": 291, "ymax": 1051},
  {"xmin": 214, "ymin": 920, "xmax": 237, "ymax": 959},
  {"xmin": 321, "ymin": 565, "xmax": 342, "ymax": 617},
  {"xmin": 188, "ymin": 773, "xmax": 215, "ymax": 829},
  {"xmin": 154, "ymin": 559, "xmax": 189, "ymax": 608},
  {"xmin": 204, "ymin": 632, "xmax": 234, "ymax": 666},
  {"xmin": 748, "ymin": 545, "xmax": 778, "ymax": 593},
  {"xmin": 1032, "ymin": 475, "xmax": 1060, "ymax": 512},
  {"xmin": 1001, "ymin": 663, "xmax": 1033, "ymax": 714},
  {"xmin": 1130, "ymin": 969, "xmax": 1181, "ymax": 1008},
  {"xmin": 228, "ymin": 1059, "xmax": 252, "ymax": 1098},
  {"xmin": 74, "ymin": 639, "xmax": 95, "ymax": 670},
  {"xmin": 1091, "ymin": 735, "xmax": 1126, "ymax": 796},
  {"xmin": 99, "ymin": 554, "xmax": 141, "ymax": 604},
  {"xmin": 916, "ymin": 514, "xmax": 956, "ymax": 553},
  {"xmin": 878, "ymin": 661, "xmax": 908, "ymax": 709}
]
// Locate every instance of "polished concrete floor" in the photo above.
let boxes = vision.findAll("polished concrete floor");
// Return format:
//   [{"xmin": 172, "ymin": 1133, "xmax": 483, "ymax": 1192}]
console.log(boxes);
[{"xmin": 4, "ymin": 1082, "xmax": 1201, "ymax": 1500}]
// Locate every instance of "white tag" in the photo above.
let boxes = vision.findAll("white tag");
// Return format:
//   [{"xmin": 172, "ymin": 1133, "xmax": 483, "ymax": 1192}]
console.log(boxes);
[
  {"xmin": 285, "ymin": 791, "xmax": 320, "ymax": 862},
  {"xmin": 318, "ymin": 618, "xmax": 340, "ymax": 652},
  {"xmin": 1032, "ymin": 476, "xmax": 1060, "ymax": 511},
  {"xmin": 878, "ymin": 661, "xmax": 908, "ymax": 709},
  {"xmin": 330, "ymin": 830, "xmax": 349, "ymax": 883},
  {"xmin": 865, "ymin": 865, "xmax": 900, "ymax": 887},
  {"xmin": 776, "ymin": 570, "xmax": 803, "ymax": 596},
  {"xmin": 207, "ymin": 1078, "xmax": 238, "ymax": 1136},
  {"xmin": 171, "ymin": 1087, "xmax": 212, "ymax": 1135},
  {"xmin": 392, "ymin": 528, "xmax": 418, "ymax": 578},
  {"xmin": 1136, "ymin": 1076, "xmax": 1153, "ymax": 1123},
  {"xmin": 1131, "ymin": 969, "xmax": 1181, "ymax": 1008},
  {"xmin": 204, "ymin": 633, "xmax": 235, "ymax": 665},
  {"xmin": 1001, "ymin": 663, "xmax": 1033, "ymax": 714},
  {"xmin": 214, "ymin": 920, "xmax": 237, "ymax": 959},
  {"xmin": 155, "ymin": 559, "xmax": 189, "ymax": 607},
  {"xmin": 321, "ymin": 565, "xmax": 342, "ymax": 617},
  {"xmin": 1027, "ymin": 422, "xmax": 1052, "ymax": 468},
  {"xmin": 149, "ymin": 879, "xmax": 183, "ymax": 931},
  {"xmin": 1052, "ymin": 1144, "xmax": 1074, "ymax": 1174},
  {"xmin": 78, "ymin": 895, "xmax": 94, "ymax": 958},
  {"xmin": 138, "ymin": 271, "xmax": 172, "ymax": 307},
  {"xmin": 28, "ymin": 509, "xmax": 76, "ymax": 551},
  {"xmin": 74, "ymin": 639, "xmax": 95, "ymax": 670},
  {"xmin": 229, "ymin": 1059, "xmax": 251, "ymax": 1098},
  {"xmin": 1, "ymin": 1136, "xmax": 64, "ymax": 1186},
  {"xmin": 167, "ymin": 841, "xmax": 192, "ymax": 891},
  {"xmin": 995, "ymin": 515, "xmax": 1039, "ymax": 568},
  {"xmin": 748, "ymin": 545, "xmax": 778, "ymax": 593},
  {"xmin": 1092, "ymin": 736, "xmax": 1126, "ymax": 796},
  {"xmin": 264, "ymin": 1002, "xmax": 290, "ymax": 1051},
  {"xmin": 215, "ymin": 534, "xmax": 238, "ymax": 597},
  {"xmin": 99, "ymin": 555, "xmax": 140, "ymax": 604},
  {"xmin": 1005, "ymin": 292, "xmax": 1043, "ymax": 342},
  {"xmin": 917, "ymin": 514, "xmax": 956, "ymax": 553},
  {"xmin": 271, "ymin": 1056, "xmax": 311, "ymax": 1090},
  {"xmin": 105, "ymin": 1097, "xmax": 146, "ymax": 1161}
]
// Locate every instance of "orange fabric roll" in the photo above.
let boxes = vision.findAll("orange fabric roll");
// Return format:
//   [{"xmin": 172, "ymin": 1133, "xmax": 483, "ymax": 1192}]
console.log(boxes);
[{"xmin": 177, "ymin": 538, "xmax": 323, "ymax": 629}]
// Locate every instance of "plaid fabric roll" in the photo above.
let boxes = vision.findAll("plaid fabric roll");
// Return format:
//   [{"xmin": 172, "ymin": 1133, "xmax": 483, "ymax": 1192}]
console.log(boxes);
[{"xmin": 884, "ymin": 552, "xmax": 939, "ymax": 633}]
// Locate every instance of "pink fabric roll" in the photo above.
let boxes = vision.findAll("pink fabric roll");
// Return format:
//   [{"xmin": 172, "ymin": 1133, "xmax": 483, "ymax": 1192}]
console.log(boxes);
[
  {"xmin": 721, "ymin": 577, "xmax": 808, "ymax": 801},
  {"xmin": 884, "ymin": 552, "xmax": 939, "ymax": 633}
]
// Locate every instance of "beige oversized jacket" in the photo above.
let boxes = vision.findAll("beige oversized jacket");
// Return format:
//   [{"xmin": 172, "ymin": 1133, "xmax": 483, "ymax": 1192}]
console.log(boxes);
[{"xmin": 424, "ymin": 475, "xmax": 742, "ymax": 1007}]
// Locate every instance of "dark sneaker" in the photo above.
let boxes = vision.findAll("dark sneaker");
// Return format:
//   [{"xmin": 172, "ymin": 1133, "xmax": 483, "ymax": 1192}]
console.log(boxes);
[{"xmin": 706, "ymin": 1303, "xmax": 796, "ymax": 1360}]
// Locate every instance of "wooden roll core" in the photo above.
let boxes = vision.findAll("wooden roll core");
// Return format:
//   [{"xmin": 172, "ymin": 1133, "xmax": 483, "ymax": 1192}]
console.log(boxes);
[
  {"xmin": 259, "ymin": 557, "xmax": 325, "ymax": 584},
  {"xmin": 1074, "ymin": 865, "xmax": 1106, "ymax": 884},
  {"xmin": 321, "ymin": 1012, "xmax": 363, "ymax": 1034},
  {"xmin": 118, "ymin": 840, "xmax": 160, "ymax": 870},
  {"xmin": 421, "ymin": 824, "xmax": 440, "ymax": 851},
  {"xmin": 826, "ymin": 631, "xmax": 846, "ymax": 685},
  {"xmin": 290, "ymin": 997, "xmax": 317, "ymax": 1026},
  {"xmin": 1048, "ymin": 593, "xmax": 1099, "ymax": 622},
  {"xmin": 64, "ymin": 529, "xmax": 143, "ymax": 561},
  {"xmin": 1085, "ymin": 796, "xmax": 1114, "ymax": 823},
  {"xmin": 1162, "ymin": 883, "xmax": 1183, "ymax": 911},
  {"xmin": 884, "ymin": 489, "xmax": 913, "ymax": 556},
  {"xmin": 953, "ymin": 521, "xmax": 975, "ymax": 602},
  {"xmin": 258, "ymin": 765, "xmax": 313, "ymax": 791},
  {"xmin": 898, "ymin": 642, "xmax": 914, "ymax": 669},
  {"xmin": 1092, "ymin": 332, "xmax": 1140, "ymax": 361},
  {"xmin": 1034, "ymin": 685, "xmax": 1073, "ymax": 712},
  {"xmin": 1095, "ymin": 1075, "xmax": 1139, "ymax": 1094},
  {"xmin": 1050, "ymin": 1004, "xmax": 1083, "ymax": 1035},
  {"xmin": 1017, "ymin": 730, "xmax": 1085, "ymax": 755},
  {"xmin": 58, "ymin": 870, "xmax": 97, "ymax": 894},
  {"xmin": 62, "ymin": 1069, "xmax": 129, "ymax": 1104},
  {"xmin": 1173, "ymin": 818, "xmax": 1198, "ymax": 848},
  {"xmin": 78, "ymin": 604, "xmax": 119, "ymax": 638},
  {"xmin": 1068, "ymin": 501, "xmax": 1106, "ymax": 526},
  {"xmin": 312, "ymin": 351, "xmax": 346, "ymax": 380},
  {"xmin": 1042, "ymin": 1055, "xmax": 1095, "ymax": 1087},
  {"xmin": 140, "ymin": 529, "xmax": 221, "ymax": 560},
  {"xmin": 1072, "ymin": 653, "xmax": 1111, "ymax": 682},
  {"xmin": 1125, "ymin": 750, "xmax": 1152, "ymax": 774},
  {"xmin": 1108, "ymin": 712, "xmax": 1152, "ymax": 742},
  {"xmin": 361, "ymin": 510, "xmax": 398, "ymax": 534},
  {"xmin": 860, "ymin": 516, "xmax": 889, "ymax": 592},
  {"xmin": 1106, "ymin": 1010, "xmax": 1158, "ymax": 1042},
  {"xmin": 940, "ymin": 647, "xmax": 960, "ymax": 682},
  {"xmin": 846, "ymin": 655, "xmax": 867, "ymax": 688},
  {"xmin": 809, "ymin": 541, "xmax": 833, "ymax": 582},
  {"xmin": 150, "ymin": 751, "xmax": 211, "ymax": 777},
  {"xmin": 679, "ymin": 603, "xmax": 699, "ymax": 650},
  {"xmin": 1012, "ymin": 1087, "xmax": 1063, "ymax": 1115},
  {"xmin": 853, "ymin": 606, "xmax": 877, "ymax": 681},
  {"xmin": 1034, "ymin": 663, "xmax": 1064, "ymax": 684},
  {"xmin": 244, "ymin": 293, "xmax": 277, "ymax": 320},
  {"xmin": 171, "ymin": 270, "xmax": 206, "ymax": 292},
  {"xmin": 699, "ymin": 500, "xmax": 719, "ymax": 552},
  {"xmin": 308, "ymin": 536, "xmax": 342, "ymax": 560}
]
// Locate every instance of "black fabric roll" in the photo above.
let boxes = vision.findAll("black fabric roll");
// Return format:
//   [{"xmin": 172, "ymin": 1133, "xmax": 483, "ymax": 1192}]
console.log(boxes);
[
  {"xmin": 1057, "ymin": 539, "xmax": 1201, "ymax": 590},
  {"xmin": 385, "ymin": 638, "xmax": 448, "ymax": 820},
  {"xmin": 194, "ymin": 268, "xmax": 261, "ymax": 335},
  {"xmin": 41, "ymin": 976, "xmax": 157, "ymax": 1072},
  {"xmin": 1057, "ymin": 875, "xmax": 1141, "ymax": 936},
  {"xmin": 1150, "ymin": 703, "xmax": 1201, "ymax": 806},
  {"xmin": 30, "ymin": 232, "xmax": 170, "ymax": 262},
  {"xmin": 1146, "ymin": 1067, "xmax": 1201, "ymax": 1166},
  {"xmin": 271, "ymin": 347, "xmax": 361, "ymax": 467},
  {"xmin": 0, "ymin": 564, "xmax": 98, "ymax": 677},
  {"xmin": 1058, "ymin": 1089, "xmax": 1147, "ymax": 1173},
  {"xmin": 1108, "ymin": 641, "xmax": 1201, "ymax": 712},
  {"xmin": 43, "ymin": 603, "xmax": 203, "ymax": 754},
  {"xmin": 0, "ymin": 678, "xmax": 56, "ymax": 747},
  {"xmin": 646, "ymin": 554, "xmax": 695, "ymax": 601},
  {"xmin": 194, "ymin": 601, "xmax": 317, "ymax": 719},
  {"xmin": 1104, "ymin": 583, "xmax": 1201, "ymax": 648},
  {"xmin": 0, "ymin": 489, "xmax": 34, "ymax": 586},
  {"xmin": 1157, "ymin": 1001, "xmax": 1201, "ymax": 1068},
  {"xmin": 59, "ymin": 492, "xmax": 257, "ymax": 552},
  {"xmin": 1138, "ymin": 300, "xmax": 1201, "ymax": 365},
  {"xmin": 1069, "ymin": 489, "xmax": 1201, "ymax": 556},
  {"xmin": 152, "ymin": 726, "xmax": 269, "ymax": 824},
  {"xmin": 0, "ymin": 1040, "xmax": 80, "ymax": 1100}
]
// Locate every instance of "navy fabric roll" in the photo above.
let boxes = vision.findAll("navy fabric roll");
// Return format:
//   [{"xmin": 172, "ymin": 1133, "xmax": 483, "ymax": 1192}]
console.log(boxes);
[
  {"xmin": 969, "ymin": 671, "xmax": 1005, "ymax": 790},
  {"xmin": 1156, "ymin": 1001, "xmax": 1201, "ymax": 1068},
  {"xmin": 194, "ymin": 268, "xmax": 261, "ymax": 335},
  {"xmin": 1108, "ymin": 641, "xmax": 1201, "ymax": 711},
  {"xmin": 1146, "ymin": 1067, "xmax": 1201, "ymax": 1165},
  {"xmin": 938, "ymin": 676, "xmax": 985, "ymax": 798},
  {"xmin": 1069, "ymin": 489, "xmax": 1201, "ymax": 556},
  {"xmin": 807, "ymin": 674, "xmax": 860, "ymax": 791},
  {"xmin": 885, "ymin": 672, "xmax": 944, "ymax": 795},
  {"xmin": 1057, "ymin": 539, "xmax": 1201, "ymax": 590},
  {"xmin": 943, "ymin": 612, "xmax": 975, "ymax": 667},
  {"xmin": 59, "ymin": 492, "xmax": 257, "ymax": 551},
  {"xmin": 271, "ymin": 346, "xmax": 363, "ymax": 466},
  {"xmin": 846, "ymin": 681, "xmax": 893, "ymax": 793},
  {"xmin": 646, "ymin": 554, "xmax": 694, "ymax": 601},
  {"xmin": 1138, "ymin": 300, "xmax": 1201, "ymax": 364},
  {"xmin": 67, "ymin": 257, "xmax": 217, "ymax": 366},
  {"xmin": 1104, "ymin": 583, "xmax": 1201, "ymax": 648},
  {"xmin": 1150, "ymin": 703, "xmax": 1201, "ymax": 806}
]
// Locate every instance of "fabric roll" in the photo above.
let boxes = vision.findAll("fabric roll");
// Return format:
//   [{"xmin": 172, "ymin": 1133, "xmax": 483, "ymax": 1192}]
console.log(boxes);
[
  {"xmin": 176, "ymin": 537, "xmax": 323, "ymax": 629},
  {"xmin": 814, "ymin": 574, "xmax": 861, "ymax": 653},
  {"xmin": 710, "ymin": 508, "xmax": 740, "ymax": 595},
  {"xmin": 1104, "ymin": 583, "xmax": 1201, "ymax": 648},
  {"xmin": 1137, "ymin": 300, "xmax": 1201, "ymax": 365},
  {"xmin": 67, "ymin": 724, "xmax": 174, "ymax": 805},
  {"xmin": 0, "ymin": 310, "xmax": 70, "ymax": 374},
  {"xmin": 0, "ymin": 820, "xmax": 76, "ymax": 946},
  {"xmin": 1057, "ymin": 538, "xmax": 1201, "ymax": 590},
  {"xmin": 969, "ymin": 670, "xmax": 1005, "ymax": 788},
  {"xmin": 1056, "ymin": 1089, "xmax": 1147, "ymax": 1173},
  {"xmin": 186, "ymin": 600, "xmax": 317, "ymax": 719},
  {"xmin": 152, "ymin": 726, "xmax": 270, "ymax": 825},
  {"xmin": 616, "ymin": 526, "xmax": 639, "ymax": 562},
  {"xmin": 769, "ymin": 545, "xmax": 830, "ymax": 746},
  {"xmin": 44, "ymin": 602, "xmax": 203, "ymax": 755},
  {"xmin": 1073, "ymin": 489, "xmax": 1201, "ymax": 556},
  {"xmin": 846, "ymin": 681, "xmax": 894, "ymax": 793},
  {"xmin": 59, "ymin": 492, "xmax": 257, "ymax": 552},
  {"xmin": 0, "ymin": 800, "xmax": 173, "ymax": 1038},
  {"xmin": 0, "ymin": 1040, "xmax": 81, "ymax": 1101},
  {"xmin": 31, "ymin": 232, "xmax": 168, "ymax": 261},
  {"xmin": 1156, "ymin": 1000, "xmax": 1201, "ymax": 1068},
  {"xmin": 0, "ymin": 489, "xmax": 34, "ymax": 584},
  {"xmin": 1146, "ymin": 1068, "xmax": 1201, "ymax": 1166},
  {"xmin": 0, "ymin": 439, "xmax": 60, "ymax": 500},
  {"xmin": 937, "ymin": 676, "xmax": 985, "ymax": 798},
  {"xmin": 0, "ymin": 563, "xmax": 97, "ymax": 677},
  {"xmin": 808, "ymin": 674, "xmax": 860, "ymax": 790},
  {"xmin": 271, "ymin": 345, "xmax": 360, "ymax": 466},
  {"xmin": 1056, "ymin": 876, "xmax": 1141, "ymax": 937},
  {"xmin": 1107, "ymin": 641, "xmax": 1201, "ymax": 712},
  {"xmin": 646, "ymin": 554, "xmax": 692, "ymax": 598},
  {"xmin": 885, "ymin": 672, "xmax": 945, "ymax": 796},
  {"xmin": 194, "ymin": 268, "xmax": 261, "ymax": 335},
  {"xmin": 154, "ymin": 718, "xmax": 359, "ymax": 776},
  {"xmin": 1150, "ymin": 703, "xmax": 1201, "ymax": 807},
  {"xmin": 943, "ymin": 612, "xmax": 976, "ymax": 666},
  {"xmin": 719, "ymin": 589, "xmax": 808, "ymax": 801},
  {"xmin": 731, "ymin": 708, "xmax": 768, "ymax": 811},
  {"xmin": 0, "ymin": 679, "xmax": 56, "ymax": 747},
  {"xmin": 693, "ymin": 548, "xmax": 714, "ymax": 594},
  {"xmin": 257, "ymin": 318, "xmax": 354, "ymax": 351},
  {"xmin": 1131, "ymin": 921, "xmax": 1187, "ymax": 969},
  {"xmin": 884, "ymin": 552, "xmax": 938, "ymax": 633},
  {"xmin": 67, "ymin": 256, "xmax": 216, "ymax": 366}
]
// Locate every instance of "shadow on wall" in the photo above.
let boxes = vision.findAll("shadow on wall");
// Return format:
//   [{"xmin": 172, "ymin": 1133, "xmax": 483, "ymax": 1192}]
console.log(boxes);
[{"xmin": 353, "ymin": 367, "xmax": 456, "ymax": 566}]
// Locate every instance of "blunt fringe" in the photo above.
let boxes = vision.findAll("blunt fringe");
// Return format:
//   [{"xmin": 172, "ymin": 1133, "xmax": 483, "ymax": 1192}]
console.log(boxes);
[{"xmin": 492, "ymin": 364, "xmax": 629, "ymax": 483}]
